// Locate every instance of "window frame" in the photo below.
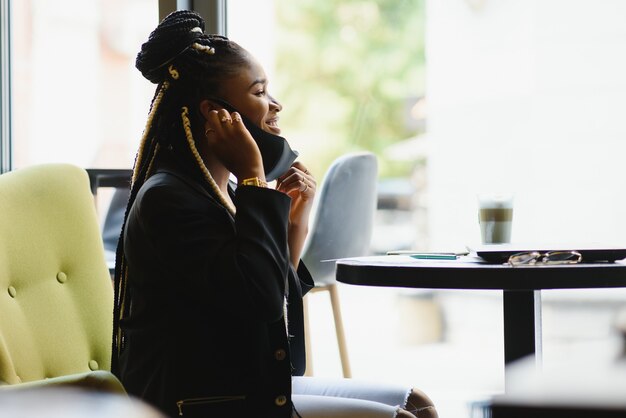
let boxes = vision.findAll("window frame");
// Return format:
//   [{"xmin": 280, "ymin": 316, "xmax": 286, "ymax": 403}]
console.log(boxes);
[
  {"xmin": 0, "ymin": 0, "xmax": 12, "ymax": 174},
  {"xmin": 160, "ymin": 0, "xmax": 227, "ymax": 35}
]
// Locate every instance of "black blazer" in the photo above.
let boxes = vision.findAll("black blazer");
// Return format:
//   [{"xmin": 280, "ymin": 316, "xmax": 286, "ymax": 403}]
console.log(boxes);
[{"xmin": 117, "ymin": 163, "xmax": 314, "ymax": 417}]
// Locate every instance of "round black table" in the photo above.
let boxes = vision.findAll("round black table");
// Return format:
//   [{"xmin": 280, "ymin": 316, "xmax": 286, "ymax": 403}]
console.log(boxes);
[{"xmin": 335, "ymin": 255, "xmax": 626, "ymax": 388}]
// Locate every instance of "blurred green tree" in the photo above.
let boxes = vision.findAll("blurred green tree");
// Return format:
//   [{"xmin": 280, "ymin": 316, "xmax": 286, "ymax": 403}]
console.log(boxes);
[{"xmin": 274, "ymin": 0, "xmax": 426, "ymax": 178}]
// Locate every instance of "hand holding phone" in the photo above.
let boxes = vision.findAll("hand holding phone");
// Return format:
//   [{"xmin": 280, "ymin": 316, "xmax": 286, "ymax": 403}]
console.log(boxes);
[
  {"xmin": 204, "ymin": 108, "xmax": 265, "ymax": 181},
  {"xmin": 208, "ymin": 98, "xmax": 298, "ymax": 181}
]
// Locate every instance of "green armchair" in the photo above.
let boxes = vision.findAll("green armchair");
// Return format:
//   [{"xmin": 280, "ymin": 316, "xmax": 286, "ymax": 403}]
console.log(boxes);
[{"xmin": 0, "ymin": 163, "xmax": 123, "ymax": 393}]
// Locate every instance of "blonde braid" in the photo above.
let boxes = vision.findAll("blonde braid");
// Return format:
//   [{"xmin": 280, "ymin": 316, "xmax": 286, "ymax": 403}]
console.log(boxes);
[
  {"xmin": 144, "ymin": 143, "xmax": 160, "ymax": 182},
  {"xmin": 114, "ymin": 83, "xmax": 170, "ymax": 360},
  {"xmin": 115, "ymin": 264, "xmax": 128, "ymax": 355},
  {"xmin": 132, "ymin": 81, "xmax": 169, "ymax": 184},
  {"xmin": 191, "ymin": 42, "xmax": 215, "ymax": 56},
  {"xmin": 180, "ymin": 106, "xmax": 235, "ymax": 214}
]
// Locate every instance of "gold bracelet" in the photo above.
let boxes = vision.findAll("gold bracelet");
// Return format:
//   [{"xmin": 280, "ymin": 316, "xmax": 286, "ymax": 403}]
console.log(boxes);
[{"xmin": 239, "ymin": 177, "xmax": 268, "ymax": 188}]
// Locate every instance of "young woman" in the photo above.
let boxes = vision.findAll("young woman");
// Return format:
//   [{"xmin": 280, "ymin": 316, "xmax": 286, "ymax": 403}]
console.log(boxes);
[{"xmin": 112, "ymin": 10, "xmax": 438, "ymax": 418}]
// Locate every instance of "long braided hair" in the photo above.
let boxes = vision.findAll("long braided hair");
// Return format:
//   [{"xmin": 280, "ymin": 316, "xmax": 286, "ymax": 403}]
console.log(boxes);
[{"xmin": 111, "ymin": 10, "xmax": 250, "ymax": 375}]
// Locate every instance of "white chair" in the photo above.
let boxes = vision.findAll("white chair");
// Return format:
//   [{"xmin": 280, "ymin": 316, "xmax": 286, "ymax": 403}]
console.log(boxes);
[{"xmin": 301, "ymin": 152, "xmax": 378, "ymax": 378}]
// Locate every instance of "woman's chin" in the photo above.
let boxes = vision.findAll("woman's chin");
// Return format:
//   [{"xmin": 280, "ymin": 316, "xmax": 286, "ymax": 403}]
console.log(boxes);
[{"xmin": 266, "ymin": 126, "xmax": 282, "ymax": 135}]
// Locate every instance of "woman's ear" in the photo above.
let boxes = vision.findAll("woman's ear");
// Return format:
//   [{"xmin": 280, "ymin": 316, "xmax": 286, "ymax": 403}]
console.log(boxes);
[{"xmin": 199, "ymin": 99, "xmax": 218, "ymax": 120}]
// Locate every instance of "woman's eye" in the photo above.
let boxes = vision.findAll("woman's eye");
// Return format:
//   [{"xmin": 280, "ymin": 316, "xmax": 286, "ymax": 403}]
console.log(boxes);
[{"xmin": 254, "ymin": 90, "xmax": 266, "ymax": 97}]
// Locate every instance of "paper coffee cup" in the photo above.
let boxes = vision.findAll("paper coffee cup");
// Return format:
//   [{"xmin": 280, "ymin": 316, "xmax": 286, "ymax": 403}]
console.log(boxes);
[{"xmin": 478, "ymin": 194, "xmax": 514, "ymax": 244}]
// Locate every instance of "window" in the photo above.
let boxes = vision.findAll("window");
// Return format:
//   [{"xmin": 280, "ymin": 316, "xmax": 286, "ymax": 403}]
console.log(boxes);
[
  {"xmin": 229, "ymin": 0, "xmax": 428, "ymax": 250},
  {"xmin": 12, "ymin": 0, "xmax": 158, "ymax": 169},
  {"xmin": 427, "ymin": 1, "xmax": 626, "ymax": 247},
  {"xmin": 229, "ymin": 0, "xmax": 626, "ymax": 250}
]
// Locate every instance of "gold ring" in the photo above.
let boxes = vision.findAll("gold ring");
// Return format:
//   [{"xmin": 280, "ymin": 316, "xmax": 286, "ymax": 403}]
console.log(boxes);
[
  {"xmin": 220, "ymin": 116, "xmax": 231, "ymax": 123},
  {"xmin": 204, "ymin": 128, "xmax": 215, "ymax": 136},
  {"xmin": 233, "ymin": 115, "xmax": 242, "ymax": 123}
]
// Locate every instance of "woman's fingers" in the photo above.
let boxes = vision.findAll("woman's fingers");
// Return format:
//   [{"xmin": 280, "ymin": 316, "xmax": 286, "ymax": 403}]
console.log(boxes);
[
  {"xmin": 277, "ymin": 164, "xmax": 315, "ymax": 186},
  {"xmin": 291, "ymin": 161, "xmax": 310, "ymax": 176},
  {"xmin": 277, "ymin": 168, "xmax": 316, "ymax": 198},
  {"xmin": 203, "ymin": 109, "xmax": 263, "ymax": 178},
  {"xmin": 205, "ymin": 109, "xmax": 244, "ymax": 138}
]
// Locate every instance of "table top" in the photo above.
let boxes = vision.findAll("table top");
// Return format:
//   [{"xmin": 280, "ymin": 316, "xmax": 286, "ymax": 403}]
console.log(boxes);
[{"xmin": 335, "ymin": 255, "xmax": 626, "ymax": 291}]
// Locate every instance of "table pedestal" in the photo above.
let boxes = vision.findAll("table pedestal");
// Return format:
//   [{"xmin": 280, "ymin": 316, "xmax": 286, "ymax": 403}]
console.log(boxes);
[
  {"xmin": 503, "ymin": 290, "xmax": 542, "ymax": 389},
  {"xmin": 503, "ymin": 290, "xmax": 542, "ymax": 364}
]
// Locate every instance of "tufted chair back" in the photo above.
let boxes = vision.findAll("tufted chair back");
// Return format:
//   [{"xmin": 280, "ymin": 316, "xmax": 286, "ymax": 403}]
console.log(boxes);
[{"xmin": 0, "ymin": 164, "xmax": 121, "ymax": 391}]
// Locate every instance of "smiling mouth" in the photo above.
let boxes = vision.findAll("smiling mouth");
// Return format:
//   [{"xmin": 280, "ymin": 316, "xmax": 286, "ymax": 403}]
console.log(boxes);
[{"xmin": 266, "ymin": 118, "xmax": 280, "ymax": 132}]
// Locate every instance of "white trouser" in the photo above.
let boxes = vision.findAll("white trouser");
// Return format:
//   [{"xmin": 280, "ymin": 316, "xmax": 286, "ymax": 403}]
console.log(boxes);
[{"xmin": 292, "ymin": 376, "xmax": 410, "ymax": 418}]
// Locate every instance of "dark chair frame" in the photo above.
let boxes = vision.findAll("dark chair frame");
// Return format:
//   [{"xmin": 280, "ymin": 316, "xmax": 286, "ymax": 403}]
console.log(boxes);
[
  {"xmin": 86, "ymin": 169, "xmax": 133, "ymax": 276},
  {"xmin": 86, "ymin": 169, "xmax": 133, "ymax": 198}
]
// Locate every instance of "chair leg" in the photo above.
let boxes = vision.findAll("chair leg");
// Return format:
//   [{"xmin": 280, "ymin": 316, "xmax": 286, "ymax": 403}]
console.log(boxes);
[
  {"xmin": 303, "ymin": 294, "xmax": 314, "ymax": 376},
  {"xmin": 328, "ymin": 284, "xmax": 352, "ymax": 378}
]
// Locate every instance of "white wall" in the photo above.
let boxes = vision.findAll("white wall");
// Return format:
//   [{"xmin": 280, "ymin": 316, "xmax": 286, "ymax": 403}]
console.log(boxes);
[{"xmin": 426, "ymin": 0, "xmax": 626, "ymax": 249}]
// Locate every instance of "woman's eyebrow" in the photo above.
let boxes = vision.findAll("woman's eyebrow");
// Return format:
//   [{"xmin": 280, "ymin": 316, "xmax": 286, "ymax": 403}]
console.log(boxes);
[{"xmin": 248, "ymin": 78, "xmax": 267, "ymax": 89}]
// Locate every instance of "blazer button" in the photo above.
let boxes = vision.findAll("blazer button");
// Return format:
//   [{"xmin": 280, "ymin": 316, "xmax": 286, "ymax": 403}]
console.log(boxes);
[
  {"xmin": 275, "ymin": 395, "xmax": 287, "ymax": 407},
  {"xmin": 274, "ymin": 349, "xmax": 286, "ymax": 361}
]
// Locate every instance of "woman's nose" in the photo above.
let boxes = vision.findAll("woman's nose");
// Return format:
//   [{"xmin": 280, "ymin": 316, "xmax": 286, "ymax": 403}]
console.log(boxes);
[{"xmin": 269, "ymin": 95, "xmax": 282, "ymax": 112}]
